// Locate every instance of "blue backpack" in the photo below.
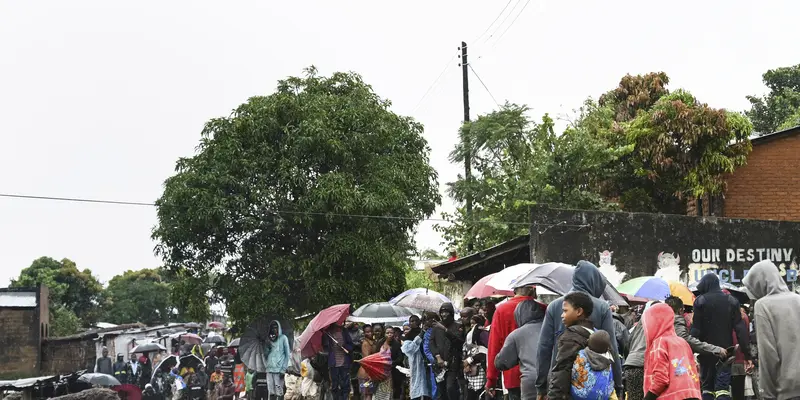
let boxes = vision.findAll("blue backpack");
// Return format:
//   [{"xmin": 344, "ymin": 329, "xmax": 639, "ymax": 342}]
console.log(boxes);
[{"xmin": 570, "ymin": 330, "xmax": 614, "ymax": 400}]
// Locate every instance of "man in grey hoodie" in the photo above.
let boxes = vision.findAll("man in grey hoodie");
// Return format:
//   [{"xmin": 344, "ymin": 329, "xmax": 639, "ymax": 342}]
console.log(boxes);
[
  {"xmin": 495, "ymin": 299, "xmax": 546, "ymax": 400},
  {"xmin": 535, "ymin": 261, "xmax": 623, "ymax": 400},
  {"xmin": 742, "ymin": 260, "xmax": 800, "ymax": 400}
]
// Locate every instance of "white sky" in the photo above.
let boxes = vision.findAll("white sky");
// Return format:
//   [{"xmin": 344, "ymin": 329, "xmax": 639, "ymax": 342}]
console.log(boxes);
[{"xmin": 1, "ymin": 0, "xmax": 797, "ymax": 286}]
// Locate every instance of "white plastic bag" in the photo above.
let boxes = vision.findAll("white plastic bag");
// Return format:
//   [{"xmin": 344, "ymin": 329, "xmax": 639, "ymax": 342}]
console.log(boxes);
[{"xmin": 744, "ymin": 375, "xmax": 755, "ymax": 397}]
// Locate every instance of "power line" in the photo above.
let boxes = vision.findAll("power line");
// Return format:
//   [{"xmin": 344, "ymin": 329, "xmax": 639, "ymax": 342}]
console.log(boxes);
[
  {"xmin": 0, "ymin": 192, "xmax": 590, "ymax": 229},
  {"xmin": 471, "ymin": 0, "xmax": 515, "ymax": 45},
  {"xmin": 484, "ymin": 0, "xmax": 523, "ymax": 47},
  {"xmin": 492, "ymin": 0, "xmax": 532, "ymax": 49},
  {"xmin": 468, "ymin": 64, "xmax": 501, "ymax": 108},
  {"xmin": 410, "ymin": 53, "xmax": 458, "ymax": 114}
]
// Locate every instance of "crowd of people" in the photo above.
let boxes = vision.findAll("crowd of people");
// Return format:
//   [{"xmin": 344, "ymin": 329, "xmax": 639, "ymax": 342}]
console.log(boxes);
[{"xmin": 306, "ymin": 260, "xmax": 800, "ymax": 400}]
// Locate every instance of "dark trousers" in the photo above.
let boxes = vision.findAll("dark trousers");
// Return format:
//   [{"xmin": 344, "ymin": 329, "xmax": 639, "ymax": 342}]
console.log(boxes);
[
  {"xmin": 731, "ymin": 375, "xmax": 745, "ymax": 400},
  {"xmin": 330, "ymin": 367, "xmax": 350, "ymax": 400},
  {"xmin": 435, "ymin": 370, "xmax": 460, "ymax": 400},
  {"xmin": 700, "ymin": 360, "xmax": 732, "ymax": 400},
  {"xmin": 506, "ymin": 388, "xmax": 521, "ymax": 400}
]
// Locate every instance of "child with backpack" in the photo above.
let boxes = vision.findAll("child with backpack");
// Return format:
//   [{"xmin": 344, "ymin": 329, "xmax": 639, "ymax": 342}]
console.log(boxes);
[
  {"xmin": 548, "ymin": 292, "xmax": 617, "ymax": 400},
  {"xmin": 642, "ymin": 303, "xmax": 701, "ymax": 400}
]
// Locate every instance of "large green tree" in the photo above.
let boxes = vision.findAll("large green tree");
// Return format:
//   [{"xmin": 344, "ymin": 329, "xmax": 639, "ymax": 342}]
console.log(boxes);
[
  {"xmin": 103, "ymin": 269, "xmax": 175, "ymax": 326},
  {"xmin": 437, "ymin": 103, "xmax": 629, "ymax": 253},
  {"xmin": 11, "ymin": 257, "xmax": 104, "ymax": 329},
  {"xmin": 153, "ymin": 67, "xmax": 440, "ymax": 321},
  {"xmin": 746, "ymin": 63, "xmax": 800, "ymax": 134}
]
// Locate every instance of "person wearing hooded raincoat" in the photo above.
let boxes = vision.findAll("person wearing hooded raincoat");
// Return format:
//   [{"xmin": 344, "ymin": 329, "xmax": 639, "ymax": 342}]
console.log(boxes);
[
  {"xmin": 264, "ymin": 320, "xmax": 291, "ymax": 400},
  {"xmin": 742, "ymin": 260, "xmax": 800, "ymax": 400},
  {"xmin": 495, "ymin": 299, "xmax": 546, "ymax": 400},
  {"xmin": 642, "ymin": 303, "xmax": 701, "ymax": 400},
  {"xmin": 535, "ymin": 261, "xmax": 623, "ymax": 398},
  {"xmin": 402, "ymin": 327, "xmax": 432, "ymax": 400},
  {"xmin": 691, "ymin": 273, "xmax": 751, "ymax": 400}
]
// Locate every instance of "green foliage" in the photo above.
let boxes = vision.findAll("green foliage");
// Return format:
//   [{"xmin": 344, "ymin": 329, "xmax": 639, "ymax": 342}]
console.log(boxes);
[
  {"xmin": 50, "ymin": 304, "xmax": 82, "ymax": 337},
  {"xmin": 103, "ymin": 269, "xmax": 175, "ymax": 326},
  {"xmin": 437, "ymin": 103, "xmax": 628, "ymax": 253},
  {"xmin": 746, "ymin": 63, "xmax": 800, "ymax": 134},
  {"xmin": 152, "ymin": 67, "xmax": 440, "ymax": 322},
  {"xmin": 404, "ymin": 268, "xmax": 442, "ymax": 292},
  {"xmin": 11, "ymin": 257, "xmax": 104, "ymax": 326}
]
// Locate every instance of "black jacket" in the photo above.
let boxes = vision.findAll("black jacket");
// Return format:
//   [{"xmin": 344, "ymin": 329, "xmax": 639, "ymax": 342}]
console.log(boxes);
[
  {"xmin": 548, "ymin": 320, "xmax": 594, "ymax": 400},
  {"xmin": 690, "ymin": 274, "xmax": 750, "ymax": 359}
]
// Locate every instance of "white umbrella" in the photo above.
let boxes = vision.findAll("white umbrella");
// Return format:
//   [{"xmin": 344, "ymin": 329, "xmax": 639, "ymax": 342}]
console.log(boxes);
[{"xmin": 486, "ymin": 263, "xmax": 542, "ymax": 291}]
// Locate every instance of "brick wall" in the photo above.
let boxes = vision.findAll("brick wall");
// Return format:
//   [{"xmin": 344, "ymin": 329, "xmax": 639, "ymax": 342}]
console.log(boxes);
[
  {"xmin": 724, "ymin": 130, "xmax": 800, "ymax": 221},
  {"xmin": 41, "ymin": 338, "xmax": 96, "ymax": 375},
  {"xmin": 0, "ymin": 307, "xmax": 40, "ymax": 377}
]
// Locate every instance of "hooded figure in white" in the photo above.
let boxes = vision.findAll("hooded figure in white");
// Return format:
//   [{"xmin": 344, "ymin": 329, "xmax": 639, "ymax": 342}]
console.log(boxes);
[{"xmin": 742, "ymin": 260, "xmax": 800, "ymax": 400}]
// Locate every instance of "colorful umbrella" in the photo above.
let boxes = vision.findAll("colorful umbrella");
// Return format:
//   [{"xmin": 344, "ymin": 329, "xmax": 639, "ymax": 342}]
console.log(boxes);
[
  {"xmin": 389, "ymin": 288, "xmax": 454, "ymax": 313},
  {"xmin": 356, "ymin": 350, "xmax": 393, "ymax": 381},
  {"xmin": 464, "ymin": 274, "xmax": 514, "ymax": 299},
  {"xmin": 668, "ymin": 281, "xmax": 695, "ymax": 305},
  {"xmin": 297, "ymin": 304, "xmax": 351, "ymax": 358},
  {"xmin": 616, "ymin": 276, "xmax": 670, "ymax": 301}
]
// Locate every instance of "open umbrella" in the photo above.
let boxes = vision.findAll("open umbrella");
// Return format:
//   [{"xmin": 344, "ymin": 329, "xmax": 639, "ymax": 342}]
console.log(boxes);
[
  {"xmin": 240, "ymin": 317, "xmax": 294, "ymax": 373},
  {"xmin": 511, "ymin": 262, "xmax": 629, "ymax": 306},
  {"xmin": 389, "ymin": 288, "xmax": 454, "ymax": 313},
  {"xmin": 132, "ymin": 343, "xmax": 167, "ymax": 353},
  {"xmin": 667, "ymin": 281, "xmax": 695, "ymax": 305},
  {"xmin": 179, "ymin": 354, "xmax": 205, "ymax": 372},
  {"xmin": 347, "ymin": 302, "xmax": 417, "ymax": 325},
  {"xmin": 152, "ymin": 355, "xmax": 179, "ymax": 379},
  {"xmin": 297, "ymin": 304, "xmax": 350, "ymax": 358},
  {"xmin": 113, "ymin": 384, "xmax": 142, "ymax": 400},
  {"xmin": 616, "ymin": 276, "xmax": 671, "ymax": 301},
  {"xmin": 464, "ymin": 274, "xmax": 514, "ymax": 300},
  {"xmin": 78, "ymin": 373, "xmax": 121, "ymax": 387},
  {"xmin": 204, "ymin": 335, "xmax": 226, "ymax": 345},
  {"xmin": 179, "ymin": 333, "xmax": 203, "ymax": 345},
  {"xmin": 688, "ymin": 280, "xmax": 749, "ymax": 305},
  {"xmin": 486, "ymin": 263, "xmax": 541, "ymax": 292},
  {"xmin": 356, "ymin": 350, "xmax": 392, "ymax": 381},
  {"xmin": 184, "ymin": 322, "xmax": 202, "ymax": 329},
  {"xmin": 228, "ymin": 338, "xmax": 241, "ymax": 348},
  {"xmin": 208, "ymin": 321, "xmax": 225, "ymax": 329}
]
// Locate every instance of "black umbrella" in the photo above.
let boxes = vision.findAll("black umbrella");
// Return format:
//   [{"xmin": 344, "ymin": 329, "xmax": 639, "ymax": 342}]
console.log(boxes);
[
  {"xmin": 204, "ymin": 335, "xmax": 226, "ymax": 345},
  {"xmin": 347, "ymin": 302, "xmax": 418, "ymax": 324},
  {"xmin": 184, "ymin": 322, "xmax": 202, "ymax": 329},
  {"xmin": 179, "ymin": 354, "xmax": 205, "ymax": 371},
  {"xmin": 78, "ymin": 373, "xmax": 121, "ymax": 387},
  {"xmin": 228, "ymin": 338, "xmax": 241, "ymax": 348},
  {"xmin": 512, "ymin": 262, "xmax": 629, "ymax": 306},
  {"xmin": 152, "ymin": 355, "xmax": 179, "ymax": 379},
  {"xmin": 132, "ymin": 343, "xmax": 167, "ymax": 353},
  {"xmin": 240, "ymin": 317, "xmax": 294, "ymax": 373}
]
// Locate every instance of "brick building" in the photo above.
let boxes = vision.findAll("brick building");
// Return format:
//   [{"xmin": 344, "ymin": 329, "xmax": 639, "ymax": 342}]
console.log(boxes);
[
  {"xmin": 0, "ymin": 286, "xmax": 49, "ymax": 379},
  {"xmin": 692, "ymin": 125, "xmax": 800, "ymax": 220}
]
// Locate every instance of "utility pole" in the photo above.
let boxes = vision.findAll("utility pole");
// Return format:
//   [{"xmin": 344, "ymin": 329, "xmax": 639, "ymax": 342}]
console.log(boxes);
[{"xmin": 459, "ymin": 41, "xmax": 473, "ymax": 252}]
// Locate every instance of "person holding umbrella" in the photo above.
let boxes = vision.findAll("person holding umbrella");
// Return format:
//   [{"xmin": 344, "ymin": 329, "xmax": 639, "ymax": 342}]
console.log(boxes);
[
  {"xmin": 323, "ymin": 321, "xmax": 355, "ymax": 400},
  {"xmin": 263, "ymin": 320, "xmax": 291, "ymax": 400}
]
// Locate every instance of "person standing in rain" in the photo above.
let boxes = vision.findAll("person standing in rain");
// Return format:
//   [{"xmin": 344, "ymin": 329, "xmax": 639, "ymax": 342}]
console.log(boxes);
[
  {"xmin": 742, "ymin": 260, "xmax": 800, "ymax": 400},
  {"xmin": 323, "ymin": 322, "xmax": 355, "ymax": 400},
  {"xmin": 430, "ymin": 302, "xmax": 462, "ymax": 400},
  {"xmin": 536, "ymin": 261, "xmax": 623, "ymax": 400},
  {"xmin": 95, "ymin": 347, "xmax": 113, "ymax": 375},
  {"xmin": 113, "ymin": 353, "xmax": 129, "ymax": 384},
  {"xmin": 691, "ymin": 273, "xmax": 751, "ymax": 400},
  {"xmin": 495, "ymin": 299, "xmax": 546, "ymax": 400},
  {"xmin": 486, "ymin": 284, "xmax": 536, "ymax": 400},
  {"xmin": 263, "ymin": 321, "xmax": 291, "ymax": 400}
]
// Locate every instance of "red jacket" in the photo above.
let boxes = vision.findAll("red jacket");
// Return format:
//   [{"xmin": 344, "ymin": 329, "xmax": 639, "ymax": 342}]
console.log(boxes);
[
  {"xmin": 486, "ymin": 295, "xmax": 533, "ymax": 389},
  {"xmin": 643, "ymin": 304, "xmax": 702, "ymax": 400}
]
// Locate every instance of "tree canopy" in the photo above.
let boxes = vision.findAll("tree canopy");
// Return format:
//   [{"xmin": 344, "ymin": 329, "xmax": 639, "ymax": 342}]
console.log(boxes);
[
  {"xmin": 103, "ymin": 269, "xmax": 175, "ymax": 326},
  {"xmin": 439, "ymin": 72, "xmax": 752, "ymax": 252},
  {"xmin": 11, "ymin": 257, "xmax": 104, "ymax": 328},
  {"xmin": 746, "ymin": 63, "xmax": 800, "ymax": 134},
  {"xmin": 152, "ymin": 67, "xmax": 440, "ymax": 321}
]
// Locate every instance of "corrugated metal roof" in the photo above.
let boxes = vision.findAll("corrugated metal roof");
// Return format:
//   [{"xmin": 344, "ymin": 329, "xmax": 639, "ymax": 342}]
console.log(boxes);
[
  {"xmin": 0, "ymin": 291, "xmax": 37, "ymax": 307},
  {"xmin": 0, "ymin": 376, "xmax": 57, "ymax": 390}
]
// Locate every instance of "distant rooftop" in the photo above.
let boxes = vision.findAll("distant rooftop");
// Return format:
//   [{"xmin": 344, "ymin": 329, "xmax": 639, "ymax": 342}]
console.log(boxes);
[{"xmin": 0, "ymin": 291, "xmax": 37, "ymax": 307}]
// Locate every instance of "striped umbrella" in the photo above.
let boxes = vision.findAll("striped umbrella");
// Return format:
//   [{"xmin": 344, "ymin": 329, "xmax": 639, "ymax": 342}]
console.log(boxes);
[{"xmin": 616, "ymin": 276, "xmax": 671, "ymax": 301}]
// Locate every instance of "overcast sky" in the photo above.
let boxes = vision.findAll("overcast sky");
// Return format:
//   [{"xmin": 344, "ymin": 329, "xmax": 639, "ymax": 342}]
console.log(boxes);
[{"xmin": 1, "ymin": 0, "xmax": 797, "ymax": 286}]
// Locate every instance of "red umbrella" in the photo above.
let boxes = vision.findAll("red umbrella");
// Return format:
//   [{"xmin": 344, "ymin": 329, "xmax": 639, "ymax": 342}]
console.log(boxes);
[
  {"xmin": 113, "ymin": 384, "xmax": 142, "ymax": 400},
  {"xmin": 464, "ymin": 274, "xmax": 514, "ymax": 299},
  {"xmin": 297, "ymin": 304, "xmax": 351, "ymax": 358},
  {"xmin": 208, "ymin": 321, "xmax": 225, "ymax": 329},
  {"xmin": 180, "ymin": 333, "xmax": 203, "ymax": 345},
  {"xmin": 357, "ymin": 350, "xmax": 392, "ymax": 381}
]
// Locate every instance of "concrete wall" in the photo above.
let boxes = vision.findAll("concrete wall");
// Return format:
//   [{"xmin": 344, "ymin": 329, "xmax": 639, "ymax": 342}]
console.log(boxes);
[
  {"xmin": 530, "ymin": 206, "xmax": 800, "ymax": 289},
  {"xmin": 723, "ymin": 130, "xmax": 800, "ymax": 221}
]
